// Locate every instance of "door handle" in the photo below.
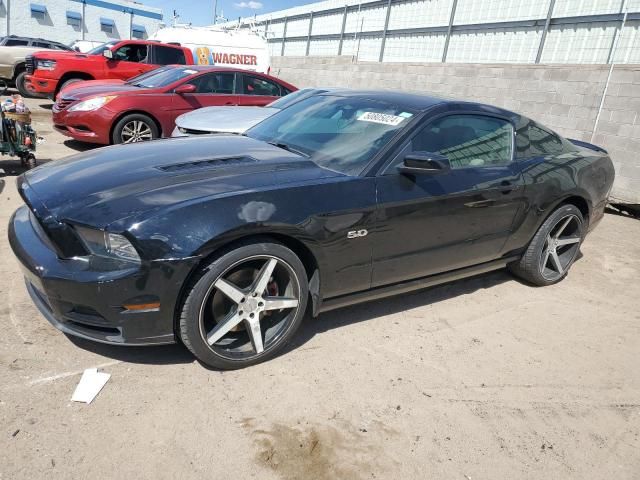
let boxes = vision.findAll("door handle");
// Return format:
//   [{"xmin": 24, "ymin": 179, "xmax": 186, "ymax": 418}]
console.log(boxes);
[{"xmin": 224, "ymin": 102, "xmax": 235, "ymax": 105}]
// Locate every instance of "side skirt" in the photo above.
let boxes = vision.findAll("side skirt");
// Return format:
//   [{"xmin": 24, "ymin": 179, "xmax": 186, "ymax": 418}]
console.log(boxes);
[{"xmin": 317, "ymin": 256, "xmax": 520, "ymax": 314}]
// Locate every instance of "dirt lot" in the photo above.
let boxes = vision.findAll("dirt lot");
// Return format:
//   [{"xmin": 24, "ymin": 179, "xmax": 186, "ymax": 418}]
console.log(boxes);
[{"xmin": 1, "ymin": 98, "xmax": 639, "ymax": 480}]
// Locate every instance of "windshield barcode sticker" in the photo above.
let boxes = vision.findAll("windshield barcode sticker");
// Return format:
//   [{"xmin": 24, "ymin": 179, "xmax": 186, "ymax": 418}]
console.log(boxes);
[{"xmin": 357, "ymin": 112, "xmax": 407, "ymax": 126}]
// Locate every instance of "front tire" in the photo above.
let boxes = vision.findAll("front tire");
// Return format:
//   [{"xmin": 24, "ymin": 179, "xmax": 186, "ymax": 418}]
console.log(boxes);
[
  {"xmin": 57, "ymin": 78, "xmax": 84, "ymax": 96},
  {"xmin": 179, "ymin": 240, "xmax": 309, "ymax": 370},
  {"xmin": 15, "ymin": 71, "xmax": 44, "ymax": 98},
  {"xmin": 112, "ymin": 113, "xmax": 159, "ymax": 144},
  {"xmin": 509, "ymin": 204, "xmax": 585, "ymax": 286}
]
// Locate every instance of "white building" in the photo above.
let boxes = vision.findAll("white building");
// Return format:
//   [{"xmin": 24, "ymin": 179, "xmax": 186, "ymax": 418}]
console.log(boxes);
[{"xmin": 0, "ymin": 0, "xmax": 163, "ymax": 46}]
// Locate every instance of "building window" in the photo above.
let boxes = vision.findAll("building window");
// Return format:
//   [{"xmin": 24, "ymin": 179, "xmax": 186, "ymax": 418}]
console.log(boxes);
[
  {"xmin": 132, "ymin": 24, "xmax": 146, "ymax": 39},
  {"xmin": 100, "ymin": 17, "xmax": 115, "ymax": 34},
  {"xmin": 66, "ymin": 11, "xmax": 82, "ymax": 27},
  {"xmin": 30, "ymin": 3, "xmax": 47, "ymax": 20}
]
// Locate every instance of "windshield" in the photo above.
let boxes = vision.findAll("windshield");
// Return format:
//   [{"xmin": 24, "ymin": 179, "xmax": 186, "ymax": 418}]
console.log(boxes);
[
  {"xmin": 247, "ymin": 95, "xmax": 415, "ymax": 175},
  {"xmin": 129, "ymin": 67, "xmax": 198, "ymax": 88},
  {"xmin": 267, "ymin": 88, "xmax": 328, "ymax": 110},
  {"xmin": 125, "ymin": 66, "xmax": 173, "ymax": 85},
  {"xmin": 87, "ymin": 41, "xmax": 117, "ymax": 56}
]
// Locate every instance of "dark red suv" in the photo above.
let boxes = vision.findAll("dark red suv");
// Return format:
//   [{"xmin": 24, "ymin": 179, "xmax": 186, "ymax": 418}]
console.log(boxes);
[{"xmin": 52, "ymin": 65, "xmax": 297, "ymax": 145}]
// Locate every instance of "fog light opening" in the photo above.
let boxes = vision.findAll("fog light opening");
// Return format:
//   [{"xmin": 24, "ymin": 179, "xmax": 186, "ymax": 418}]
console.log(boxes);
[{"xmin": 122, "ymin": 302, "xmax": 160, "ymax": 313}]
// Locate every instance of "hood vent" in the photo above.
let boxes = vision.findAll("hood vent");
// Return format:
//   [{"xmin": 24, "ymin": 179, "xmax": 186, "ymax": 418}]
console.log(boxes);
[{"xmin": 157, "ymin": 156, "xmax": 257, "ymax": 173}]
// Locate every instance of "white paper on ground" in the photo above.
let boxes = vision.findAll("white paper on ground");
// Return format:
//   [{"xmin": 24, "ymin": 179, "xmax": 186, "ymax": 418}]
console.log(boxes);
[{"xmin": 71, "ymin": 368, "xmax": 111, "ymax": 404}]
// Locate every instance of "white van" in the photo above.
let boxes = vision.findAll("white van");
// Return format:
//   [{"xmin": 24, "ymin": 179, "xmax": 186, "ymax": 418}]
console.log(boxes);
[{"xmin": 150, "ymin": 26, "xmax": 270, "ymax": 74}]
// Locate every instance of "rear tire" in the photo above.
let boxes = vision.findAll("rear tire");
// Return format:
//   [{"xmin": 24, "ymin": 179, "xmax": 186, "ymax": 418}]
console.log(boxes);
[
  {"xmin": 111, "ymin": 113, "xmax": 159, "ymax": 144},
  {"xmin": 25, "ymin": 154, "xmax": 37, "ymax": 170},
  {"xmin": 179, "ymin": 240, "xmax": 309, "ymax": 370},
  {"xmin": 509, "ymin": 204, "xmax": 585, "ymax": 286}
]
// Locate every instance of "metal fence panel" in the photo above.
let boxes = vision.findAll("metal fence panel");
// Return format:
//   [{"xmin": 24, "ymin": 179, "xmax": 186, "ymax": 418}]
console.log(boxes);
[
  {"xmin": 239, "ymin": 0, "xmax": 640, "ymax": 64},
  {"xmin": 447, "ymin": 26, "xmax": 543, "ymax": 62},
  {"xmin": 613, "ymin": 19, "xmax": 640, "ymax": 62},
  {"xmin": 553, "ymin": 0, "xmax": 622, "ymax": 18},
  {"xmin": 388, "ymin": 0, "xmax": 455, "ymax": 29},
  {"xmin": 309, "ymin": 38, "xmax": 341, "ymax": 55},
  {"xmin": 541, "ymin": 22, "xmax": 618, "ymax": 63},
  {"xmin": 311, "ymin": 12, "xmax": 345, "ymax": 35},
  {"xmin": 383, "ymin": 33, "xmax": 448, "ymax": 61},
  {"xmin": 453, "ymin": 0, "xmax": 550, "ymax": 24}
]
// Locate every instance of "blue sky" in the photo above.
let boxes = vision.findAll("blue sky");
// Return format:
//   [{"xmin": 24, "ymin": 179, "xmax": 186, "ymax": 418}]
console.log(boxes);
[{"xmin": 144, "ymin": 1, "xmax": 314, "ymax": 26}]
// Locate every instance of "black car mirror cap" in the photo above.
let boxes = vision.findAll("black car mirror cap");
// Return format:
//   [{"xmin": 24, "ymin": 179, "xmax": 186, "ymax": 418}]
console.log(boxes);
[{"xmin": 398, "ymin": 152, "xmax": 451, "ymax": 175}]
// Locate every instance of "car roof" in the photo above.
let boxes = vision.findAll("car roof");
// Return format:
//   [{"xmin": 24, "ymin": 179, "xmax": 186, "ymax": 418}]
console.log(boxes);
[
  {"xmin": 315, "ymin": 89, "xmax": 522, "ymax": 118},
  {"xmin": 4, "ymin": 35, "xmax": 63, "ymax": 44},
  {"xmin": 317, "ymin": 89, "xmax": 448, "ymax": 111}
]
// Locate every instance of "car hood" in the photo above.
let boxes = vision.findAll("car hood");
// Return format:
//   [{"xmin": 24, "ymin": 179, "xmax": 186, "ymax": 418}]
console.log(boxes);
[
  {"xmin": 59, "ymin": 82, "xmax": 154, "ymax": 101},
  {"xmin": 59, "ymin": 79, "xmax": 127, "ymax": 99},
  {"xmin": 175, "ymin": 106, "xmax": 279, "ymax": 134},
  {"xmin": 21, "ymin": 135, "xmax": 342, "ymax": 228},
  {"xmin": 32, "ymin": 50, "xmax": 95, "ymax": 60}
]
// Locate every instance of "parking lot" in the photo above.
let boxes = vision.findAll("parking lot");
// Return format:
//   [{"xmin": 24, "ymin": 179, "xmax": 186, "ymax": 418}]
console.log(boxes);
[{"xmin": 1, "ymin": 97, "xmax": 639, "ymax": 479}]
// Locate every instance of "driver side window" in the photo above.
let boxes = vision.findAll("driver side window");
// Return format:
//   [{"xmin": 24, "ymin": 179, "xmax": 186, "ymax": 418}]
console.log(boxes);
[
  {"xmin": 113, "ymin": 44, "xmax": 148, "ymax": 63},
  {"xmin": 409, "ymin": 114, "xmax": 513, "ymax": 170},
  {"xmin": 187, "ymin": 73, "xmax": 235, "ymax": 94}
]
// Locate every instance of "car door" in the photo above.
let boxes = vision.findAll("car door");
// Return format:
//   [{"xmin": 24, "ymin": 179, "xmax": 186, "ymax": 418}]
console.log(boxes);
[
  {"xmin": 372, "ymin": 113, "xmax": 526, "ymax": 287},
  {"xmin": 105, "ymin": 43, "xmax": 150, "ymax": 80},
  {"xmin": 237, "ymin": 74, "xmax": 283, "ymax": 106},
  {"xmin": 170, "ymin": 72, "xmax": 239, "ymax": 116}
]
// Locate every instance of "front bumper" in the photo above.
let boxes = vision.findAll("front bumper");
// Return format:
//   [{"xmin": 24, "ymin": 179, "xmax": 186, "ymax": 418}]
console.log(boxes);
[
  {"xmin": 52, "ymin": 107, "xmax": 113, "ymax": 145},
  {"xmin": 9, "ymin": 205, "xmax": 198, "ymax": 346},
  {"xmin": 26, "ymin": 73, "xmax": 57, "ymax": 96}
]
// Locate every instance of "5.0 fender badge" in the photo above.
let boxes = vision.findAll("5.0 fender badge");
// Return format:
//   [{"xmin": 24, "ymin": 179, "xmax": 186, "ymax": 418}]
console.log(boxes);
[{"xmin": 347, "ymin": 229, "xmax": 368, "ymax": 239}]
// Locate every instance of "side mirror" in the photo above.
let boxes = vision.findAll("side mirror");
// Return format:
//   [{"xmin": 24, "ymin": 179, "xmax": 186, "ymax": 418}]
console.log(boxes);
[
  {"xmin": 175, "ymin": 84, "xmax": 197, "ymax": 95},
  {"xmin": 398, "ymin": 152, "xmax": 451, "ymax": 175},
  {"xmin": 103, "ymin": 49, "xmax": 113, "ymax": 60}
]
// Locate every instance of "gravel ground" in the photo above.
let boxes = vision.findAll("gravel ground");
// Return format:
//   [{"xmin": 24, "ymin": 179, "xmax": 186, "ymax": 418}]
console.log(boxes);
[{"xmin": 1, "ymin": 97, "xmax": 639, "ymax": 480}]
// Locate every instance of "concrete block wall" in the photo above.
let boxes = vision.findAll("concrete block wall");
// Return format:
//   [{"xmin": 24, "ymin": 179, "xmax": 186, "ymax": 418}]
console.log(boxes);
[{"xmin": 272, "ymin": 56, "xmax": 640, "ymax": 204}]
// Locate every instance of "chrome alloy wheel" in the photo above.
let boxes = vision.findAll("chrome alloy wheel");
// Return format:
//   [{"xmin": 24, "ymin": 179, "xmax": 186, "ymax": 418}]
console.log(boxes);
[
  {"xmin": 198, "ymin": 255, "xmax": 302, "ymax": 360},
  {"xmin": 539, "ymin": 214, "xmax": 582, "ymax": 281},
  {"xmin": 121, "ymin": 120, "xmax": 153, "ymax": 143}
]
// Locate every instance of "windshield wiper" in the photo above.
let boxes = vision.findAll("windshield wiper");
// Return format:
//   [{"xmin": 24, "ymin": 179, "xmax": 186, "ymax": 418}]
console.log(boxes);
[{"xmin": 267, "ymin": 141, "xmax": 308, "ymax": 158}]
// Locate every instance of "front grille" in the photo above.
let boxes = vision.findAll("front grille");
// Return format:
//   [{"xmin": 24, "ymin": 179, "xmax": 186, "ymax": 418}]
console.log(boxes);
[
  {"xmin": 25, "ymin": 55, "xmax": 35, "ymax": 74},
  {"xmin": 157, "ymin": 156, "xmax": 256, "ymax": 172},
  {"xmin": 54, "ymin": 98, "xmax": 75, "ymax": 111}
]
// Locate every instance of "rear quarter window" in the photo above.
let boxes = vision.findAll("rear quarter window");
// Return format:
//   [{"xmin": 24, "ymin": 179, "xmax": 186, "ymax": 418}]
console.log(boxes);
[
  {"xmin": 154, "ymin": 46, "xmax": 187, "ymax": 65},
  {"xmin": 5, "ymin": 39, "xmax": 29, "ymax": 46},
  {"xmin": 516, "ymin": 120, "xmax": 572, "ymax": 158}
]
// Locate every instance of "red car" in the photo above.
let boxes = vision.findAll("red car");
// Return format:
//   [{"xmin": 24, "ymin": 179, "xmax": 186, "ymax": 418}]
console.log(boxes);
[{"xmin": 52, "ymin": 66, "xmax": 297, "ymax": 145}]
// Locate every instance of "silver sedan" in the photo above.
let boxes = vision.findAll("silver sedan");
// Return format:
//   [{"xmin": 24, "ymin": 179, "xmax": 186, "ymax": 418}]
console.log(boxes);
[{"xmin": 171, "ymin": 88, "xmax": 330, "ymax": 137}]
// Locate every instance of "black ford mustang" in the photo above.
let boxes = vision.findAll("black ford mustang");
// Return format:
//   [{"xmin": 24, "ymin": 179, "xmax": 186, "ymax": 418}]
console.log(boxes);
[{"xmin": 9, "ymin": 91, "xmax": 614, "ymax": 369}]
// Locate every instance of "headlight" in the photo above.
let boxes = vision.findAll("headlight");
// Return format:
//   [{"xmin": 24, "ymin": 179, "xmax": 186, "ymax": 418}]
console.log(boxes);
[
  {"xmin": 75, "ymin": 226, "xmax": 141, "ymax": 264},
  {"xmin": 68, "ymin": 96, "xmax": 116, "ymax": 112},
  {"xmin": 36, "ymin": 59, "xmax": 57, "ymax": 70}
]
